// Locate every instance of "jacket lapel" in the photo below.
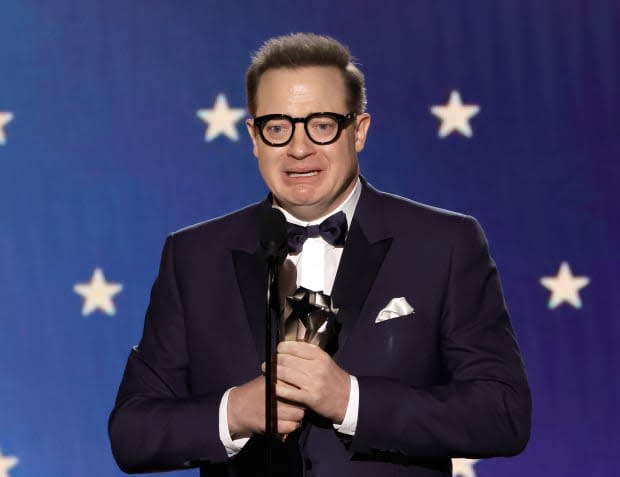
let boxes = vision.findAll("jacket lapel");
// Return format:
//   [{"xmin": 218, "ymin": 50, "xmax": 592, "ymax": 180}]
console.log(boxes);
[
  {"xmin": 231, "ymin": 199, "xmax": 272, "ymax": 364},
  {"xmin": 331, "ymin": 180, "xmax": 393, "ymax": 355},
  {"xmin": 232, "ymin": 248, "xmax": 268, "ymax": 363}
]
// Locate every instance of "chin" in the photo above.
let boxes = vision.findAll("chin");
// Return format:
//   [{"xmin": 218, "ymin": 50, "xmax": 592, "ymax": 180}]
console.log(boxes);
[{"xmin": 280, "ymin": 186, "xmax": 324, "ymax": 204}]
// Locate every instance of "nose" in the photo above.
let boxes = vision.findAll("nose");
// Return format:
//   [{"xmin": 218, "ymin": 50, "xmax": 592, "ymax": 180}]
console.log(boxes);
[{"xmin": 287, "ymin": 123, "xmax": 313, "ymax": 159}]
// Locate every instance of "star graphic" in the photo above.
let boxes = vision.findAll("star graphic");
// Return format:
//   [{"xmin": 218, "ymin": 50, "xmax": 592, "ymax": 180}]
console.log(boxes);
[
  {"xmin": 0, "ymin": 449, "xmax": 18, "ymax": 477},
  {"xmin": 197, "ymin": 94, "xmax": 246, "ymax": 142},
  {"xmin": 74, "ymin": 267, "xmax": 123, "ymax": 316},
  {"xmin": 452, "ymin": 458, "xmax": 480, "ymax": 477},
  {"xmin": 430, "ymin": 91, "xmax": 480, "ymax": 138},
  {"xmin": 0, "ymin": 112, "xmax": 14, "ymax": 145},
  {"xmin": 540, "ymin": 261, "xmax": 590, "ymax": 309}
]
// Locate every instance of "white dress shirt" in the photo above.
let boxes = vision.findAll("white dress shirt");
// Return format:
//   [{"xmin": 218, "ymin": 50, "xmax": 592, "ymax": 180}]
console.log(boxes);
[{"xmin": 219, "ymin": 179, "xmax": 362, "ymax": 456}]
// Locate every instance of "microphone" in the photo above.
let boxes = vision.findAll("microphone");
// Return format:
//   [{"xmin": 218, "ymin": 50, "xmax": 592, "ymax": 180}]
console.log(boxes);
[
  {"xmin": 258, "ymin": 207, "xmax": 288, "ymax": 264},
  {"xmin": 258, "ymin": 206, "xmax": 288, "ymax": 471}
]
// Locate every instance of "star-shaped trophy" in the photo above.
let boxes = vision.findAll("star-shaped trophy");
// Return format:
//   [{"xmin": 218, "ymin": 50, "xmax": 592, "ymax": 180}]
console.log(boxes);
[{"xmin": 281, "ymin": 286, "xmax": 340, "ymax": 355}]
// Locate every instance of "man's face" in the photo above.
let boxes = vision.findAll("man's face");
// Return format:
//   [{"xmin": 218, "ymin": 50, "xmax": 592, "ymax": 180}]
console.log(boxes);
[{"xmin": 247, "ymin": 66, "xmax": 370, "ymax": 221}]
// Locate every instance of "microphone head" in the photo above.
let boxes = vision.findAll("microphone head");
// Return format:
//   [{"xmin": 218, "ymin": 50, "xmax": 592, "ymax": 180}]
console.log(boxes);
[{"xmin": 258, "ymin": 207, "xmax": 288, "ymax": 264}]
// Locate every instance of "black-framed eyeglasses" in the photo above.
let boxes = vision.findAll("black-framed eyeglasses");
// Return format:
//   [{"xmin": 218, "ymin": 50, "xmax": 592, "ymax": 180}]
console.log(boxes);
[{"xmin": 252, "ymin": 112, "xmax": 357, "ymax": 147}]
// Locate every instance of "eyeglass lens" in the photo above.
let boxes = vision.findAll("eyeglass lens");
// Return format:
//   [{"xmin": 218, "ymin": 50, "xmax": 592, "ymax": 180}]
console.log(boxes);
[{"xmin": 261, "ymin": 114, "xmax": 340, "ymax": 145}]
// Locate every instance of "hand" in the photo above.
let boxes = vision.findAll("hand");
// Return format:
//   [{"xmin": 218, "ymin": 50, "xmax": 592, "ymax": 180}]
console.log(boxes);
[
  {"xmin": 227, "ymin": 375, "xmax": 305, "ymax": 439},
  {"xmin": 275, "ymin": 341, "xmax": 351, "ymax": 424}
]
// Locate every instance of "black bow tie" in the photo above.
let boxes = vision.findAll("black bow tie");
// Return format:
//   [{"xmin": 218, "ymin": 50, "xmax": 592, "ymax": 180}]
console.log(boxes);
[{"xmin": 287, "ymin": 211, "xmax": 348, "ymax": 254}]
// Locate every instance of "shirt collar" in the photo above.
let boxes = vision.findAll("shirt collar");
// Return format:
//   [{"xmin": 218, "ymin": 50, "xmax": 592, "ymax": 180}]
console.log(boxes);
[{"xmin": 275, "ymin": 177, "xmax": 362, "ymax": 228}]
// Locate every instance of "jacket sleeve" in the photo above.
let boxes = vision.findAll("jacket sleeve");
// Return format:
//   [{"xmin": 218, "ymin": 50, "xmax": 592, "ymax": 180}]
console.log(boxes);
[
  {"xmin": 351, "ymin": 216, "xmax": 532, "ymax": 458},
  {"xmin": 108, "ymin": 234, "xmax": 230, "ymax": 472}
]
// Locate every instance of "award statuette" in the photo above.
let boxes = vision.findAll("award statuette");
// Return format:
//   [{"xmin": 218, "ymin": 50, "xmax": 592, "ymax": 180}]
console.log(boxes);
[{"xmin": 282, "ymin": 286, "xmax": 340, "ymax": 355}]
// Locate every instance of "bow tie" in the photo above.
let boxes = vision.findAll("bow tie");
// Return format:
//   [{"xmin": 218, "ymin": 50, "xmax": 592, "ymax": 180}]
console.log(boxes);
[{"xmin": 287, "ymin": 211, "xmax": 348, "ymax": 254}]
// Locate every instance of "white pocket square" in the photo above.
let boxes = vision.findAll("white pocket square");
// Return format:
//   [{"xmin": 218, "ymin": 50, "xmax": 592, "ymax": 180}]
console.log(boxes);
[{"xmin": 375, "ymin": 297, "xmax": 415, "ymax": 323}]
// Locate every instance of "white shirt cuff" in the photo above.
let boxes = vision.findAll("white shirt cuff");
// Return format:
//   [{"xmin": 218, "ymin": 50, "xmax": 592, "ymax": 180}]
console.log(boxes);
[
  {"xmin": 332, "ymin": 375, "xmax": 359, "ymax": 435},
  {"xmin": 219, "ymin": 387, "xmax": 250, "ymax": 457}
]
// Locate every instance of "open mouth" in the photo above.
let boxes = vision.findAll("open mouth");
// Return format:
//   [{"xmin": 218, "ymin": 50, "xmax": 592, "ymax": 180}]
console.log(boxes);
[{"xmin": 287, "ymin": 171, "xmax": 319, "ymax": 177}]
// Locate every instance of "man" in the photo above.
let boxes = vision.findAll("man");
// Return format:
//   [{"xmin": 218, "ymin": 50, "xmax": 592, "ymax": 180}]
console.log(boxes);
[{"xmin": 109, "ymin": 33, "xmax": 531, "ymax": 476}]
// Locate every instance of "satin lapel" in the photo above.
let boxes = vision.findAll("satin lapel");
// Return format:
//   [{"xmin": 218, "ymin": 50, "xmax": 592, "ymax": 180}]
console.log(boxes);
[
  {"xmin": 232, "ymin": 249, "xmax": 267, "ymax": 363},
  {"xmin": 331, "ymin": 183, "xmax": 393, "ymax": 355},
  {"xmin": 230, "ymin": 198, "xmax": 273, "ymax": 364}
]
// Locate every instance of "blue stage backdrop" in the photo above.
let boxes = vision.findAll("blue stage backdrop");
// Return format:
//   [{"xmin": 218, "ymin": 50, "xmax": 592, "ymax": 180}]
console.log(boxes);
[{"xmin": 0, "ymin": 1, "xmax": 618, "ymax": 476}]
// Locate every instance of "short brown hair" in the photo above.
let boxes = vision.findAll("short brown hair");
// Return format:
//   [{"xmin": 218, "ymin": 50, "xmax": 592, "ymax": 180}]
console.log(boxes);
[{"xmin": 246, "ymin": 33, "xmax": 367, "ymax": 116}]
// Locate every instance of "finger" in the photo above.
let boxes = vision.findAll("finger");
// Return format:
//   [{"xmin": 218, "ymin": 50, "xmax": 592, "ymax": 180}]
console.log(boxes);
[
  {"xmin": 276, "ymin": 380, "xmax": 307, "ymax": 406},
  {"xmin": 276, "ymin": 353, "xmax": 314, "ymax": 372},
  {"xmin": 277, "ymin": 341, "xmax": 320, "ymax": 359},
  {"xmin": 277, "ymin": 353, "xmax": 322, "ymax": 380},
  {"xmin": 277, "ymin": 395, "xmax": 305, "ymax": 410},
  {"xmin": 276, "ymin": 364, "xmax": 310, "ymax": 389},
  {"xmin": 276, "ymin": 350, "xmax": 337, "ymax": 391},
  {"xmin": 276, "ymin": 402, "xmax": 305, "ymax": 422},
  {"xmin": 277, "ymin": 419, "xmax": 302, "ymax": 434}
]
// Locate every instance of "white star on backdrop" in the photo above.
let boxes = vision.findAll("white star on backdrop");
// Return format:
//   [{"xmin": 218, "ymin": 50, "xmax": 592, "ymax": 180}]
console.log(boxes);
[
  {"xmin": 431, "ymin": 91, "xmax": 480, "ymax": 138},
  {"xmin": 0, "ymin": 449, "xmax": 18, "ymax": 477},
  {"xmin": 452, "ymin": 458, "xmax": 480, "ymax": 477},
  {"xmin": 540, "ymin": 261, "xmax": 590, "ymax": 309},
  {"xmin": 74, "ymin": 268, "xmax": 123, "ymax": 316},
  {"xmin": 197, "ymin": 94, "xmax": 246, "ymax": 142},
  {"xmin": 0, "ymin": 112, "xmax": 14, "ymax": 145}
]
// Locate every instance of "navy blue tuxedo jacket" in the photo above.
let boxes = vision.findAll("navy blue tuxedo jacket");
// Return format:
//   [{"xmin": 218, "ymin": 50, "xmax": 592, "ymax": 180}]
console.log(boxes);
[{"xmin": 109, "ymin": 179, "xmax": 531, "ymax": 476}]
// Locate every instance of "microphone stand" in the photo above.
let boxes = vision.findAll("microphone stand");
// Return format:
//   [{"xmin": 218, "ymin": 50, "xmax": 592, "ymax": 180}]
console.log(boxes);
[
  {"xmin": 265, "ymin": 253, "xmax": 280, "ymax": 477},
  {"xmin": 259, "ymin": 207, "xmax": 287, "ymax": 477}
]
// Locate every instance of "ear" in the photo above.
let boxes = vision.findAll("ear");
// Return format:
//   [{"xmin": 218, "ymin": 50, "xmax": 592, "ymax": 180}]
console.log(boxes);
[
  {"xmin": 354, "ymin": 113, "xmax": 371, "ymax": 152},
  {"xmin": 246, "ymin": 118, "xmax": 259, "ymax": 158}
]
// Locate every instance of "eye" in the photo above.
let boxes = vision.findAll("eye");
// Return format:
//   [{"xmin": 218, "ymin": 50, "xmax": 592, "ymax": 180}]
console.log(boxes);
[
  {"xmin": 309, "ymin": 118, "xmax": 337, "ymax": 134},
  {"xmin": 316, "ymin": 122, "xmax": 335, "ymax": 131},
  {"xmin": 264, "ymin": 120, "xmax": 291, "ymax": 137},
  {"xmin": 268, "ymin": 125, "xmax": 283, "ymax": 134}
]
